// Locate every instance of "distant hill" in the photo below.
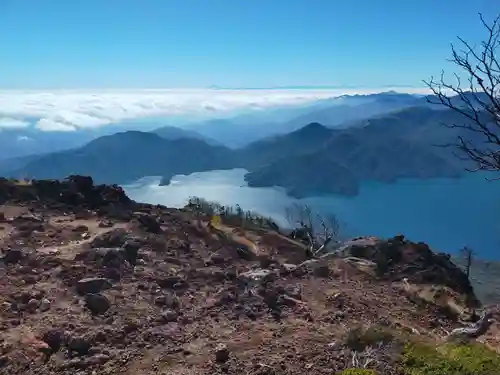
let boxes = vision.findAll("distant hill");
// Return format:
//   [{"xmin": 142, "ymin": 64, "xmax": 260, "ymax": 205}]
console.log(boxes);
[
  {"xmin": 284, "ymin": 91, "xmax": 428, "ymax": 129},
  {"xmin": 242, "ymin": 107, "xmax": 469, "ymax": 197},
  {"xmin": 181, "ymin": 92, "xmax": 431, "ymax": 147},
  {"xmin": 6, "ymin": 99, "xmax": 482, "ymax": 199},
  {"xmin": 9, "ymin": 131, "xmax": 235, "ymax": 185},
  {"xmin": 151, "ymin": 125, "xmax": 222, "ymax": 146}
]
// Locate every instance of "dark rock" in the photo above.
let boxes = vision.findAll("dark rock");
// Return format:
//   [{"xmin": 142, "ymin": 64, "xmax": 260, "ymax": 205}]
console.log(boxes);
[
  {"xmin": 72, "ymin": 225, "xmax": 89, "ymax": 233},
  {"xmin": 84, "ymin": 293, "xmax": 111, "ymax": 315},
  {"xmin": 161, "ymin": 309, "xmax": 178, "ymax": 323},
  {"xmin": 90, "ymin": 228, "xmax": 130, "ymax": 248},
  {"xmin": 155, "ymin": 275, "xmax": 187, "ymax": 290},
  {"xmin": 26, "ymin": 298, "xmax": 39, "ymax": 312},
  {"xmin": 76, "ymin": 277, "xmax": 112, "ymax": 295},
  {"xmin": 2, "ymin": 248, "xmax": 24, "ymax": 264},
  {"xmin": 41, "ymin": 329, "xmax": 65, "ymax": 353},
  {"xmin": 121, "ymin": 240, "xmax": 141, "ymax": 265},
  {"xmin": 136, "ymin": 214, "xmax": 162, "ymax": 234},
  {"xmin": 341, "ymin": 236, "xmax": 480, "ymax": 307},
  {"xmin": 208, "ymin": 252, "xmax": 226, "ymax": 265},
  {"xmin": 75, "ymin": 247, "xmax": 125, "ymax": 267},
  {"xmin": 0, "ymin": 355, "xmax": 8, "ymax": 367},
  {"xmin": 67, "ymin": 335, "xmax": 92, "ymax": 356},
  {"xmin": 214, "ymin": 343, "xmax": 230, "ymax": 363},
  {"xmin": 98, "ymin": 220, "xmax": 114, "ymax": 228},
  {"xmin": 11, "ymin": 213, "xmax": 44, "ymax": 225}
]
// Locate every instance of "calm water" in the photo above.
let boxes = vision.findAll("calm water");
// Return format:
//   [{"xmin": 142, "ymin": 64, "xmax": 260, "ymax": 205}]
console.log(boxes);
[{"xmin": 124, "ymin": 168, "xmax": 499, "ymax": 259}]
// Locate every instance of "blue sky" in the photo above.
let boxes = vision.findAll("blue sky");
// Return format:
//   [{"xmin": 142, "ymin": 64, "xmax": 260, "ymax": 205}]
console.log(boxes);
[{"xmin": 0, "ymin": 0, "xmax": 497, "ymax": 88}]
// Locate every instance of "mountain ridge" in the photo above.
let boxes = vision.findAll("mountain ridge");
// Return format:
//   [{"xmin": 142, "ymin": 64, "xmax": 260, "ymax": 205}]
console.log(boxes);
[{"xmin": 1, "ymin": 92, "xmax": 484, "ymax": 198}]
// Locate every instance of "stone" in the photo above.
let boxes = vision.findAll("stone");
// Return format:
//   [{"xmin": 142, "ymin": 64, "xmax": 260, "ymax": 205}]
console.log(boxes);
[
  {"xmin": 0, "ymin": 302, "xmax": 12, "ymax": 312},
  {"xmin": 2, "ymin": 249, "xmax": 24, "ymax": 264},
  {"xmin": 214, "ymin": 343, "xmax": 230, "ymax": 363},
  {"xmin": 136, "ymin": 214, "xmax": 162, "ymax": 234},
  {"xmin": 26, "ymin": 298, "xmax": 39, "ymax": 312},
  {"xmin": 161, "ymin": 309, "xmax": 178, "ymax": 323},
  {"xmin": 76, "ymin": 277, "xmax": 112, "ymax": 295},
  {"xmin": 67, "ymin": 335, "xmax": 92, "ymax": 356},
  {"xmin": 84, "ymin": 293, "xmax": 111, "ymax": 315},
  {"xmin": 121, "ymin": 240, "xmax": 141, "ymax": 265},
  {"xmin": 90, "ymin": 228, "xmax": 130, "ymax": 248}
]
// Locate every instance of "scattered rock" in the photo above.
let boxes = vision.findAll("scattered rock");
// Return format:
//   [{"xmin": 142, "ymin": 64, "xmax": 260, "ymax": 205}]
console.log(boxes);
[
  {"xmin": 26, "ymin": 298, "xmax": 39, "ymax": 312},
  {"xmin": 39, "ymin": 298, "xmax": 51, "ymax": 312},
  {"xmin": 72, "ymin": 225, "xmax": 89, "ymax": 233},
  {"xmin": 135, "ymin": 213, "xmax": 162, "ymax": 234},
  {"xmin": 90, "ymin": 228, "xmax": 130, "ymax": 248},
  {"xmin": 161, "ymin": 309, "xmax": 179, "ymax": 323},
  {"xmin": 2, "ymin": 248, "xmax": 24, "ymax": 264},
  {"xmin": 214, "ymin": 343, "xmax": 230, "ymax": 363},
  {"xmin": 84, "ymin": 293, "xmax": 111, "ymax": 315},
  {"xmin": 67, "ymin": 335, "xmax": 92, "ymax": 356},
  {"xmin": 76, "ymin": 277, "xmax": 112, "ymax": 295}
]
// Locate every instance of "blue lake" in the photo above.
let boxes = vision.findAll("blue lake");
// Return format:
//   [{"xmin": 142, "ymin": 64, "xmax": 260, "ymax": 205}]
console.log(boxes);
[{"xmin": 123, "ymin": 168, "xmax": 499, "ymax": 259}]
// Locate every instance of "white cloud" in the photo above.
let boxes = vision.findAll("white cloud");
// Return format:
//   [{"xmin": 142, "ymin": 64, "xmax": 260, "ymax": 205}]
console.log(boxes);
[
  {"xmin": 0, "ymin": 117, "xmax": 30, "ymax": 129},
  {"xmin": 36, "ymin": 119, "xmax": 76, "ymax": 132},
  {"xmin": 16, "ymin": 135, "xmax": 32, "ymax": 141},
  {"xmin": 0, "ymin": 87, "xmax": 431, "ymax": 132}
]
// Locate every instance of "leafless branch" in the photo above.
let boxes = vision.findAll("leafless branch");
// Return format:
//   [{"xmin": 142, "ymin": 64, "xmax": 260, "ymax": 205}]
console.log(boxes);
[
  {"xmin": 285, "ymin": 203, "xmax": 341, "ymax": 258},
  {"xmin": 423, "ymin": 13, "xmax": 500, "ymax": 176}
]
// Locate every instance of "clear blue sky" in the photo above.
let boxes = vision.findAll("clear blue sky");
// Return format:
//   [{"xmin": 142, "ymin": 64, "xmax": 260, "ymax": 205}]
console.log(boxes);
[{"xmin": 0, "ymin": 0, "xmax": 497, "ymax": 89}]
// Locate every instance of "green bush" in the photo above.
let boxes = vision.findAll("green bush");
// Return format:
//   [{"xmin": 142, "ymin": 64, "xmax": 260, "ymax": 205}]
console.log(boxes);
[
  {"xmin": 401, "ymin": 341, "xmax": 500, "ymax": 375},
  {"xmin": 340, "ymin": 369, "xmax": 377, "ymax": 375},
  {"xmin": 344, "ymin": 325, "xmax": 395, "ymax": 352},
  {"xmin": 184, "ymin": 196, "xmax": 278, "ymax": 230}
]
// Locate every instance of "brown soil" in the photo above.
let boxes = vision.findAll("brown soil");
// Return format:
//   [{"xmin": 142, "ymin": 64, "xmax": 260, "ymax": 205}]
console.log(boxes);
[{"xmin": 0, "ymin": 176, "xmax": 496, "ymax": 375}]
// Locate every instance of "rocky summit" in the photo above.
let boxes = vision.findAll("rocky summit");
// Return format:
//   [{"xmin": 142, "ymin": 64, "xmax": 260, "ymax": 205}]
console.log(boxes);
[{"xmin": 1, "ymin": 176, "xmax": 500, "ymax": 375}]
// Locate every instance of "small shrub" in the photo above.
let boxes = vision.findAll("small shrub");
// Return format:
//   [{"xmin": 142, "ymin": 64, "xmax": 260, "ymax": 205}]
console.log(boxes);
[
  {"xmin": 340, "ymin": 369, "xmax": 377, "ymax": 375},
  {"xmin": 401, "ymin": 341, "xmax": 500, "ymax": 375},
  {"xmin": 184, "ymin": 196, "xmax": 278, "ymax": 230},
  {"xmin": 344, "ymin": 325, "xmax": 395, "ymax": 352}
]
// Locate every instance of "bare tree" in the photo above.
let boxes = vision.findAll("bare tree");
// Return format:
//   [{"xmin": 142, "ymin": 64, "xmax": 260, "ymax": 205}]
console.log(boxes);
[
  {"xmin": 459, "ymin": 246, "xmax": 475, "ymax": 278},
  {"xmin": 285, "ymin": 203, "xmax": 341, "ymax": 258},
  {"xmin": 424, "ymin": 13, "xmax": 500, "ymax": 177}
]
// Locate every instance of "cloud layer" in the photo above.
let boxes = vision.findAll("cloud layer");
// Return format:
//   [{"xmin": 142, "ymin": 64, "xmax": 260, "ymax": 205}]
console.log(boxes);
[
  {"xmin": 0, "ymin": 88, "xmax": 429, "ymax": 132},
  {"xmin": 0, "ymin": 117, "xmax": 31, "ymax": 129}
]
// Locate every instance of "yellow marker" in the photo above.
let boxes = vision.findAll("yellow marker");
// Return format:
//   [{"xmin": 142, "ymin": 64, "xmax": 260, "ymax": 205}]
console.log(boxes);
[{"xmin": 211, "ymin": 215, "xmax": 221, "ymax": 226}]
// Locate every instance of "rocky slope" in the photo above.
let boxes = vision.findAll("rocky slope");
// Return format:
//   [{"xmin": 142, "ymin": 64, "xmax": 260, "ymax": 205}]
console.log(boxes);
[{"xmin": 1, "ymin": 176, "xmax": 499, "ymax": 375}]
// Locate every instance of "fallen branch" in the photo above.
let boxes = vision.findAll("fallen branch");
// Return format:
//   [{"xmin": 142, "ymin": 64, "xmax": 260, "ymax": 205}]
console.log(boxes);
[{"xmin": 447, "ymin": 310, "xmax": 495, "ymax": 340}]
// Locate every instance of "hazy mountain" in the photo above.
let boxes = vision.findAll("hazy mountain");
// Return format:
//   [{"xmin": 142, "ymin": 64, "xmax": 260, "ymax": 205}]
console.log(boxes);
[
  {"xmin": 151, "ymin": 125, "xmax": 222, "ymax": 146},
  {"xmin": 236, "ymin": 122, "xmax": 334, "ymax": 170},
  {"xmin": 0, "ymin": 129, "xmax": 95, "ymax": 160},
  {"xmin": 284, "ymin": 91, "xmax": 428, "ymax": 129},
  {"xmin": 244, "ymin": 150, "xmax": 360, "ymax": 197},
  {"xmin": 0, "ymin": 122, "xmax": 159, "ymax": 160},
  {"xmin": 242, "ymin": 107, "xmax": 469, "ymax": 197},
  {"xmin": 182, "ymin": 91, "xmax": 429, "ymax": 147},
  {"xmin": 6, "ymin": 98, "xmax": 481, "ymax": 199},
  {"xmin": 9, "ymin": 131, "xmax": 235, "ymax": 184}
]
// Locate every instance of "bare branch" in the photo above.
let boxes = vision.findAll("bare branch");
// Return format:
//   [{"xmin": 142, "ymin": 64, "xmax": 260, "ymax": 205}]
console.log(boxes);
[
  {"xmin": 285, "ymin": 204, "xmax": 341, "ymax": 258},
  {"xmin": 424, "ymin": 13, "xmax": 500, "ymax": 175}
]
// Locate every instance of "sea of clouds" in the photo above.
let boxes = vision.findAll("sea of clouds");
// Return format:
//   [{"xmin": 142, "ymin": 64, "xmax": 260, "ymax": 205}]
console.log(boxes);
[{"xmin": 0, "ymin": 88, "xmax": 429, "ymax": 132}]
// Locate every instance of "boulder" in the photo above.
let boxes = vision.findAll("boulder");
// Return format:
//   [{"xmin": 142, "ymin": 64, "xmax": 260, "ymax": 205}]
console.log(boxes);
[
  {"xmin": 84, "ymin": 293, "xmax": 111, "ymax": 315},
  {"xmin": 76, "ymin": 277, "xmax": 112, "ymax": 295}
]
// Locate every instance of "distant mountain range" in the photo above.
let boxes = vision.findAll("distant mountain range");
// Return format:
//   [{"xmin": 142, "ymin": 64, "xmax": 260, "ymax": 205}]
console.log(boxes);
[
  {"xmin": 1, "ymin": 90, "xmax": 480, "ymax": 198},
  {"xmin": 172, "ymin": 91, "xmax": 433, "ymax": 147},
  {"xmin": 150, "ymin": 125, "xmax": 222, "ymax": 146},
  {"xmin": 1, "ymin": 90, "xmax": 490, "ymax": 162}
]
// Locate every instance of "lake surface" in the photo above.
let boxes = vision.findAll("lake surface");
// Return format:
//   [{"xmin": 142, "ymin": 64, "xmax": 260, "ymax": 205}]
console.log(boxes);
[{"xmin": 124, "ymin": 168, "xmax": 499, "ymax": 259}]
